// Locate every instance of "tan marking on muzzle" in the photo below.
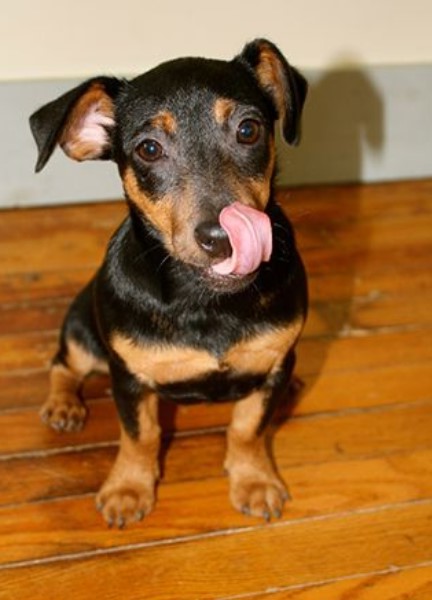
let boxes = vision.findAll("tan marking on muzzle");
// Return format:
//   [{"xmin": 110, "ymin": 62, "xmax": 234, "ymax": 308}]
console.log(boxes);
[
  {"xmin": 231, "ymin": 136, "xmax": 276, "ymax": 211},
  {"xmin": 123, "ymin": 167, "xmax": 175, "ymax": 252}
]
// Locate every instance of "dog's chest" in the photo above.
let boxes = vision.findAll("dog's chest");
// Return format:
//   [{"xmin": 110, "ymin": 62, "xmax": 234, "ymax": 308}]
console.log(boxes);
[{"xmin": 111, "ymin": 319, "xmax": 302, "ymax": 398}]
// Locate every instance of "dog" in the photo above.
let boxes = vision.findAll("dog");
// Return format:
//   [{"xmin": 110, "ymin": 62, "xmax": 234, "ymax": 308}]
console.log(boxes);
[{"xmin": 30, "ymin": 39, "xmax": 308, "ymax": 528}]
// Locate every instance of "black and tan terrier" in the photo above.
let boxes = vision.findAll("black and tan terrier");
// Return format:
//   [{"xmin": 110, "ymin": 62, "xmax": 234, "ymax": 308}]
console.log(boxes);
[{"xmin": 30, "ymin": 39, "xmax": 308, "ymax": 528}]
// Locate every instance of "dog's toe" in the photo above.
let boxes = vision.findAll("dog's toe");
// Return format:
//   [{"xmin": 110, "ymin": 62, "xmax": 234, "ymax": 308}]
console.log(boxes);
[
  {"xmin": 40, "ymin": 394, "xmax": 87, "ymax": 432},
  {"xmin": 96, "ymin": 481, "xmax": 156, "ymax": 528},
  {"xmin": 230, "ymin": 472, "xmax": 289, "ymax": 521}
]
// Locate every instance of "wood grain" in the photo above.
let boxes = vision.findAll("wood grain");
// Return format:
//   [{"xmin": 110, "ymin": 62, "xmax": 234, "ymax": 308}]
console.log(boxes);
[
  {"xmin": 1, "ymin": 502, "xmax": 431, "ymax": 599},
  {"xmin": 0, "ymin": 180, "xmax": 431, "ymax": 598},
  {"xmin": 1, "ymin": 447, "xmax": 431, "ymax": 565},
  {"xmin": 237, "ymin": 564, "xmax": 432, "ymax": 599}
]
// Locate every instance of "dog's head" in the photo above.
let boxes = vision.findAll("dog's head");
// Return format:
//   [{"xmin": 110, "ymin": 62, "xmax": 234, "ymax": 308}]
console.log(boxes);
[{"xmin": 30, "ymin": 39, "xmax": 307, "ymax": 291}]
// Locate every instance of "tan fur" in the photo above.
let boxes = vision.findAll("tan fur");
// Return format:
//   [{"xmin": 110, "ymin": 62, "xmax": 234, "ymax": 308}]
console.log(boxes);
[
  {"xmin": 214, "ymin": 98, "xmax": 236, "ymax": 124},
  {"xmin": 96, "ymin": 394, "xmax": 161, "ymax": 526},
  {"xmin": 112, "ymin": 318, "xmax": 302, "ymax": 387},
  {"xmin": 111, "ymin": 334, "xmax": 220, "ymax": 386},
  {"xmin": 255, "ymin": 45, "xmax": 287, "ymax": 119},
  {"xmin": 223, "ymin": 318, "xmax": 303, "ymax": 374},
  {"xmin": 150, "ymin": 111, "xmax": 177, "ymax": 135},
  {"xmin": 49, "ymin": 362, "xmax": 81, "ymax": 396},
  {"xmin": 66, "ymin": 338, "xmax": 108, "ymax": 375},
  {"xmin": 232, "ymin": 137, "xmax": 276, "ymax": 211},
  {"xmin": 123, "ymin": 170, "xmax": 209, "ymax": 265},
  {"xmin": 123, "ymin": 167, "xmax": 176, "ymax": 252},
  {"xmin": 225, "ymin": 390, "xmax": 288, "ymax": 517},
  {"xmin": 40, "ymin": 339, "xmax": 108, "ymax": 431}
]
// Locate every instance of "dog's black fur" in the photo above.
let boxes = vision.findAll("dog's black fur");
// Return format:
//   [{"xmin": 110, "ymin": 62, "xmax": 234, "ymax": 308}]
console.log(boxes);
[{"xmin": 30, "ymin": 39, "xmax": 308, "ymax": 527}]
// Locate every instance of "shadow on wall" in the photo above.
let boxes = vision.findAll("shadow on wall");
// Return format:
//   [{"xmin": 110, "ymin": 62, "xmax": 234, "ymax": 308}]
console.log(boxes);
[
  {"xmin": 273, "ymin": 63, "xmax": 386, "ymax": 430},
  {"xmin": 278, "ymin": 63, "xmax": 385, "ymax": 185}
]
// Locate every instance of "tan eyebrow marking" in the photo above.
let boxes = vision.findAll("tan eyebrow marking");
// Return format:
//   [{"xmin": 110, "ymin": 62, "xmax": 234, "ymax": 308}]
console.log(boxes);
[
  {"xmin": 149, "ymin": 111, "xmax": 177, "ymax": 135},
  {"xmin": 214, "ymin": 98, "xmax": 237, "ymax": 124}
]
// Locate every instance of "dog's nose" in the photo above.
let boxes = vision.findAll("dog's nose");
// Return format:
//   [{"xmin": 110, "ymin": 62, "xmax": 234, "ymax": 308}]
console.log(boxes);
[{"xmin": 194, "ymin": 221, "xmax": 232, "ymax": 259}]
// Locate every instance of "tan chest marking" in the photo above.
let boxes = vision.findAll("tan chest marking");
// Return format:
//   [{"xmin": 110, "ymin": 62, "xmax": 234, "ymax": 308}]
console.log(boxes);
[
  {"xmin": 223, "ymin": 318, "xmax": 303, "ymax": 374},
  {"xmin": 111, "ymin": 318, "xmax": 303, "ymax": 387},
  {"xmin": 111, "ymin": 335, "xmax": 219, "ymax": 386}
]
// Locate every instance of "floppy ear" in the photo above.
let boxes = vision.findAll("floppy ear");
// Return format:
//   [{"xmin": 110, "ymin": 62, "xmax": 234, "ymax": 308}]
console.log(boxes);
[
  {"xmin": 237, "ymin": 39, "xmax": 308, "ymax": 146},
  {"xmin": 29, "ymin": 77, "xmax": 123, "ymax": 172}
]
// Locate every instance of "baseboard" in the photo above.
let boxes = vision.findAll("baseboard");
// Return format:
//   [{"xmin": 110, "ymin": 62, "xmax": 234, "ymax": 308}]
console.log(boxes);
[{"xmin": 1, "ymin": 64, "xmax": 431, "ymax": 207}]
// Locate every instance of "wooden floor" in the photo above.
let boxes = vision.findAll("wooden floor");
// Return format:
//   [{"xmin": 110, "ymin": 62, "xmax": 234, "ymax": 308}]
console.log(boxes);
[{"xmin": 0, "ymin": 180, "xmax": 431, "ymax": 599}]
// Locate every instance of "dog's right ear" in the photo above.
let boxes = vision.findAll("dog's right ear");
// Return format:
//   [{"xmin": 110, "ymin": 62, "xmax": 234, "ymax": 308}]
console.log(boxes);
[
  {"xmin": 29, "ymin": 77, "xmax": 123, "ymax": 172},
  {"xmin": 237, "ymin": 39, "xmax": 308, "ymax": 146}
]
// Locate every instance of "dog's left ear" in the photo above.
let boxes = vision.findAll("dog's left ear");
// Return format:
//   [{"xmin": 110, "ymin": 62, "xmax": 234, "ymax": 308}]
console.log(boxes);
[
  {"xmin": 237, "ymin": 39, "xmax": 308, "ymax": 145},
  {"xmin": 30, "ymin": 77, "xmax": 123, "ymax": 172}
]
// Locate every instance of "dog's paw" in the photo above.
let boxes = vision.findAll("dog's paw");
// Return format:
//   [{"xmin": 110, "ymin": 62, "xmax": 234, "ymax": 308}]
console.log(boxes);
[
  {"xmin": 40, "ymin": 394, "xmax": 87, "ymax": 432},
  {"xmin": 96, "ymin": 478, "xmax": 156, "ymax": 528},
  {"xmin": 229, "ymin": 470, "xmax": 290, "ymax": 521}
]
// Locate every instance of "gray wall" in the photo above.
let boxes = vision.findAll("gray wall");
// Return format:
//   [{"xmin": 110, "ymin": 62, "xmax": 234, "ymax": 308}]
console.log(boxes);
[{"xmin": 1, "ymin": 65, "xmax": 431, "ymax": 208}]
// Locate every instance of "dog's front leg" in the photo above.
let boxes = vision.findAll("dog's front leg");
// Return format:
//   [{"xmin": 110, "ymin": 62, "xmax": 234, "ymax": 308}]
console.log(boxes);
[
  {"xmin": 96, "ymin": 366, "xmax": 161, "ymax": 528},
  {"xmin": 225, "ymin": 354, "xmax": 296, "ymax": 521}
]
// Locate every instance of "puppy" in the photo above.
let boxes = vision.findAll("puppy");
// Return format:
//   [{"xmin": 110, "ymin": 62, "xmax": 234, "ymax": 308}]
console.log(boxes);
[{"xmin": 30, "ymin": 39, "xmax": 308, "ymax": 528}]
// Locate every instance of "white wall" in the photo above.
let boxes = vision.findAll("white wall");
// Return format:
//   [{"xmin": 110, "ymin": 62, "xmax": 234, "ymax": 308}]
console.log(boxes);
[
  {"xmin": 1, "ymin": 1, "xmax": 431, "ymax": 207},
  {"xmin": 1, "ymin": 0, "xmax": 432, "ymax": 82}
]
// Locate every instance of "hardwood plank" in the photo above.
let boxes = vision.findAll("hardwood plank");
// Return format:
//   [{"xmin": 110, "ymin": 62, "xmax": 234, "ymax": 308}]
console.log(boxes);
[
  {"xmin": 0, "ymin": 326, "xmax": 430, "ymax": 379},
  {"xmin": 309, "ymin": 269, "xmax": 432, "ymax": 303},
  {"xmin": 0, "ymin": 252, "xmax": 430, "ymax": 310},
  {"xmin": 296, "ymin": 210, "xmax": 432, "ymax": 253},
  {"xmin": 1, "ymin": 401, "xmax": 431, "ymax": 506},
  {"xmin": 305, "ymin": 290, "xmax": 432, "ymax": 337},
  {"xmin": 303, "ymin": 242, "xmax": 432, "ymax": 277},
  {"xmin": 280, "ymin": 180, "xmax": 432, "ymax": 224},
  {"xmin": 0, "ymin": 202, "xmax": 124, "ymax": 275},
  {"xmin": 0, "ymin": 268, "xmax": 93, "ymax": 304},
  {"xmin": 0, "ymin": 370, "xmax": 111, "ymax": 411},
  {"xmin": 1, "ymin": 180, "xmax": 430, "ymax": 250},
  {"xmin": 1, "ymin": 354, "xmax": 432, "ymax": 454},
  {"xmin": 297, "ymin": 328, "xmax": 432, "ymax": 375},
  {"xmin": 299, "ymin": 361, "xmax": 432, "ymax": 415},
  {"xmin": 2, "ymin": 207, "xmax": 429, "ymax": 271},
  {"xmin": 0, "ymin": 187, "xmax": 430, "ymax": 278},
  {"xmin": 1, "ymin": 214, "xmax": 430, "ymax": 278},
  {"xmin": 2, "ymin": 282, "xmax": 431, "ymax": 339},
  {"xmin": 0, "ymin": 201, "xmax": 123, "ymax": 235},
  {"xmin": 0, "ymin": 501, "xmax": 431, "ymax": 599},
  {"xmin": 0, "ymin": 331, "xmax": 56, "ymax": 371},
  {"xmin": 0, "ymin": 299, "xmax": 68, "ymax": 336},
  {"xmin": 0, "ymin": 355, "xmax": 430, "ymax": 420},
  {"xmin": 235, "ymin": 564, "xmax": 432, "ymax": 599},
  {"xmin": 0, "ymin": 180, "xmax": 430, "ymax": 598},
  {"xmin": 1, "ymin": 447, "xmax": 432, "ymax": 565}
]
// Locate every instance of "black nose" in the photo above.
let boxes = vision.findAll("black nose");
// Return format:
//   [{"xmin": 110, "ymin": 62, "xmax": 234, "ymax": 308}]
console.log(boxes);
[{"xmin": 194, "ymin": 221, "xmax": 232, "ymax": 259}]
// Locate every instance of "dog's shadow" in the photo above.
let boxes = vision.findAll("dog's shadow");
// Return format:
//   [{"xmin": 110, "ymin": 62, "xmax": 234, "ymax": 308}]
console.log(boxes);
[{"xmin": 276, "ymin": 62, "xmax": 385, "ymax": 426}]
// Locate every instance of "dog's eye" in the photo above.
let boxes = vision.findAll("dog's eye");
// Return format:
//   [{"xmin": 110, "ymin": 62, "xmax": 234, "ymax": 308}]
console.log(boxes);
[
  {"xmin": 135, "ymin": 139, "xmax": 164, "ymax": 162},
  {"xmin": 237, "ymin": 119, "xmax": 261, "ymax": 145}
]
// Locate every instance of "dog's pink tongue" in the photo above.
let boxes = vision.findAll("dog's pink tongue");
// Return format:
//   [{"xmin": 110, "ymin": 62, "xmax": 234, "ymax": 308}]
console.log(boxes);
[{"xmin": 212, "ymin": 202, "xmax": 272, "ymax": 276}]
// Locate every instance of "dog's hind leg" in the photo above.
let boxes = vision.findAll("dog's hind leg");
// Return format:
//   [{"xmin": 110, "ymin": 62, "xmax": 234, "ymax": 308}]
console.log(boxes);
[{"xmin": 40, "ymin": 281, "xmax": 108, "ymax": 432}]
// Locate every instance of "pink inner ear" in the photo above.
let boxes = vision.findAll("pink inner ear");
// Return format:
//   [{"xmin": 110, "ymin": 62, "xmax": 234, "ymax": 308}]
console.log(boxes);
[
  {"xmin": 77, "ymin": 103, "xmax": 115, "ymax": 148},
  {"xmin": 62, "ymin": 97, "xmax": 115, "ymax": 161}
]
